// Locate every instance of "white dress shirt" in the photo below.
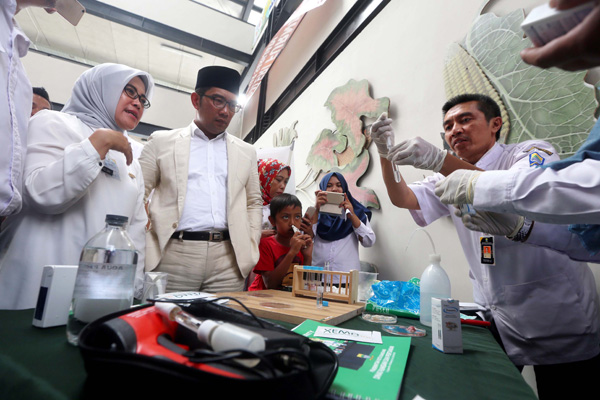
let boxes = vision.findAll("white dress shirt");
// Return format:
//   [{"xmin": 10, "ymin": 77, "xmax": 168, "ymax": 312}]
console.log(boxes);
[
  {"xmin": 0, "ymin": 0, "xmax": 32, "ymax": 216},
  {"xmin": 408, "ymin": 140, "xmax": 600, "ymax": 366},
  {"xmin": 177, "ymin": 124, "xmax": 228, "ymax": 231}
]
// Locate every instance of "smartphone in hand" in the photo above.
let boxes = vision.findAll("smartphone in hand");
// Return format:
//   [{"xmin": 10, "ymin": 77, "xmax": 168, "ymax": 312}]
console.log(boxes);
[{"xmin": 56, "ymin": 0, "xmax": 86, "ymax": 26}]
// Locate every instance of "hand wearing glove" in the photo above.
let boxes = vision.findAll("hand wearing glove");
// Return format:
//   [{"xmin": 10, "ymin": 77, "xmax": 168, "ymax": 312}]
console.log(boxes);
[
  {"xmin": 387, "ymin": 137, "xmax": 448, "ymax": 172},
  {"xmin": 370, "ymin": 112, "xmax": 394, "ymax": 157},
  {"xmin": 454, "ymin": 207, "xmax": 524, "ymax": 237},
  {"xmin": 434, "ymin": 169, "xmax": 482, "ymax": 205}
]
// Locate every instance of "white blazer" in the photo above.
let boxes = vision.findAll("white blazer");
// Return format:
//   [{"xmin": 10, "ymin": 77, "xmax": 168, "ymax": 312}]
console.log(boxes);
[{"xmin": 139, "ymin": 122, "xmax": 262, "ymax": 277}]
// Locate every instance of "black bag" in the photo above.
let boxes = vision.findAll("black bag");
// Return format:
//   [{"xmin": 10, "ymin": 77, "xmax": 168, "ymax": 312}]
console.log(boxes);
[{"xmin": 78, "ymin": 298, "xmax": 338, "ymax": 399}]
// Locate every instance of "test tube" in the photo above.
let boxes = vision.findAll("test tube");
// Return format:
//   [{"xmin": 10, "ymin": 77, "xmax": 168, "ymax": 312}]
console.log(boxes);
[
  {"xmin": 316, "ymin": 286, "xmax": 324, "ymax": 308},
  {"xmin": 387, "ymin": 136, "xmax": 402, "ymax": 183}
]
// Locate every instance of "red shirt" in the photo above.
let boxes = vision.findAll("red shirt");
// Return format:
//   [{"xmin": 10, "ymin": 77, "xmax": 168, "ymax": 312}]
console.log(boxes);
[{"xmin": 249, "ymin": 235, "xmax": 304, "ymax": 291}]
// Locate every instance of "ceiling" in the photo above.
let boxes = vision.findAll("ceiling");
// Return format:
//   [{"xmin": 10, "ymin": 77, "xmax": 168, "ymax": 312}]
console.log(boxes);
[{"xmin": 15, "ymin": 0, "xmax": 270, "ymax": 93}]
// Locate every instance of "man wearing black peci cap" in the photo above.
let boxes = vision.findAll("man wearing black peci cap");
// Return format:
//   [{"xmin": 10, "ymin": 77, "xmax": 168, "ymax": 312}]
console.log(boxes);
[{"xmin": 139, "ymin": 66, "xmax": 262, "ymax": 293}]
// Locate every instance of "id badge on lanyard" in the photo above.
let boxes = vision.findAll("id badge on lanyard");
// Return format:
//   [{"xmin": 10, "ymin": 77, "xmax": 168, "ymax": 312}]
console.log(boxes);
[{"xmin": 480, "ymin": 236, "xmax": 495, "ymax": 265}]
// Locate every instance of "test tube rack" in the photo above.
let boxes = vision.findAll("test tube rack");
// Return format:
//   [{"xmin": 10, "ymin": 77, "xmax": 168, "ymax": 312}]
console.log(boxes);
[{"xmin": 292, "ymin": 266, "xmax": 359, "ymax": 304}]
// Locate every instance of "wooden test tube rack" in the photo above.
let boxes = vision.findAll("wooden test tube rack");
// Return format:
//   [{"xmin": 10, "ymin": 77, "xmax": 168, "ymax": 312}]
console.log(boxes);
[{"xmin": 292, "ymin": 265, "xmax": 359, "ymax": 304}]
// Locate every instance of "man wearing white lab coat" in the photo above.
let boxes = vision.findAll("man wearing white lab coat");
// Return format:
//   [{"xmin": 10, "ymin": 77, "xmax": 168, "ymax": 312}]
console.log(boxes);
[
  {"xmin": 371, "ymin": 93, "xmax": 599, "ymax": 399},
  {"xmin": 1, "ymin": 0, "xmax": 81, "ymax": 217}
]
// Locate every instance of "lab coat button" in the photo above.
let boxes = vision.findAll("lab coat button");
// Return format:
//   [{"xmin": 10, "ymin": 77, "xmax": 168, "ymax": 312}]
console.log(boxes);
[{"xmin": 172, "ymin": 222, "xmax": 178, "ymax": 229}]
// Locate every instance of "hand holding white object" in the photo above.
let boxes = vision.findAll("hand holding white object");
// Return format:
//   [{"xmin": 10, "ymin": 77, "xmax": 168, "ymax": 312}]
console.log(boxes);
[
  {"xmin": 454, "ymin": 207, "xmax": 524, "ymax": 237},
  {"xmin": 370, "ymin": 112, "xmax": 395, "ymax": 157},
  {"xmin": 434, "ymin": 170, "xmax": 482, "ymax": 205},
  {"xmin": 387, "ymin": 137, "xmax": 447, "ymax": 172}
]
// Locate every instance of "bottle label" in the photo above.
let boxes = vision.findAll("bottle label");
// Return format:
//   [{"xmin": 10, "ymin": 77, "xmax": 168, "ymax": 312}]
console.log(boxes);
[{"xmin": 73, "ymin": 262, "xmax": 136, "ymax": 299}]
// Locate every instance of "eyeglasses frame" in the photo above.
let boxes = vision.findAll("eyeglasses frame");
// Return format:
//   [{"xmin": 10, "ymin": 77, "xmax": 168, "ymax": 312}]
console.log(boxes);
[{"xmin": 123, "ymin": 84, "xmax": 151, "ymax": 109}]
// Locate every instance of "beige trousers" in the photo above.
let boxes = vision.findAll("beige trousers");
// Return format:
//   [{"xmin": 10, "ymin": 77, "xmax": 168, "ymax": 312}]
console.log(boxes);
[{"xmin": 155, "ymin": 238, "xmax": 244, "ymax": 293}]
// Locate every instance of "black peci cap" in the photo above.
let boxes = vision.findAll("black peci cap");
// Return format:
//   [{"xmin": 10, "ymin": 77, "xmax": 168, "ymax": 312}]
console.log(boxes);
[{"xmin": 195, "ymin": 66, "xmax": 241, "ymax": 94}]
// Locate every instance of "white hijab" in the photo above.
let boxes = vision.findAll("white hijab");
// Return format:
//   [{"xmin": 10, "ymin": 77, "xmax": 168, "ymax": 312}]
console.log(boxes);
[{"xmin": 61, "ymin": 63, "xmax": 154, "ymax": 132}]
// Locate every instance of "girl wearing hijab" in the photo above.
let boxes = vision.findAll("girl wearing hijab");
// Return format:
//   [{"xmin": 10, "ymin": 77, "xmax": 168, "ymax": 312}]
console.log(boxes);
[
  {"xmin": 312, "ymin": 172, "xmax": 375, "ymax": 277},
  {"xmin": 258, "ymin": 158, "xmax": 291, "ymax": 237},
  {"xmin": 0, "ymin": 63, "xmax": 154, "ymax": 309}
]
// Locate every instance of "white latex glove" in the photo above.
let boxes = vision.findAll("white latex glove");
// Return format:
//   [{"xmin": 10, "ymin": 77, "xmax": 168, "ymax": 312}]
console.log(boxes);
[
  {"xmin": 387, "ymin": 137, "xmax": 448, "ymax": 172},
  {"xmin": 434, "ymin": 170, "xmax": 482, "ymax": 205},
  {"xmin": 454, "ymin": 207, "xmax": 524, "ymax": 237},
  {"xmin": 370, "ymin": 112, "xmax": 394, "ymax": 157}
]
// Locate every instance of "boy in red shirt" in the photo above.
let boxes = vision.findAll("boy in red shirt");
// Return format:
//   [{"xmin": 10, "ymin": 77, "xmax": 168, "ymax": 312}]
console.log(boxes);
[{"xmin": 249, "ymin": 194, "xmax": 313, "ymax": 290}]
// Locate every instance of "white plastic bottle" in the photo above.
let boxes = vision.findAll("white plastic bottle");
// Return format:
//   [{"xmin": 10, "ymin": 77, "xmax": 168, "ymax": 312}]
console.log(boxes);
[
  {"xmin": 419, "ymin": 254, "xmax": 451, "ymax": 327},
  {"xmin": 67, "ymin": 214, "xmax": 138, "ymax": 345}
]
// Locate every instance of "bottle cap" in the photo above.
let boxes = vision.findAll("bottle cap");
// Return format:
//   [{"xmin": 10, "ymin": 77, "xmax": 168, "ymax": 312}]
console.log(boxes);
[
  {"xmin": 105, "ymin": 214, "xmax": 128, "ymax": 226},
  {"xmin": 429, "ymin": 254, "xmax": 441, "ymax": 263}
]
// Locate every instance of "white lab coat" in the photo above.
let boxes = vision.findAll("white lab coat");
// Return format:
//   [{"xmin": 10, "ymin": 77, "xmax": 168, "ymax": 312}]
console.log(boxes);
[
  {"xmin": 409, "ymin": 141, "xmax": 600, "ymax": 366},
  {"xmin": 0, "ymin": 111, "xmax": 146, "ymax": 310},
  {"xmin": 0, "ymin": 0, "xmax": 31, "ymax": 216},
  {"xmin": 474, "ymin": 157, "xmax": 600, "ymax": 224}
]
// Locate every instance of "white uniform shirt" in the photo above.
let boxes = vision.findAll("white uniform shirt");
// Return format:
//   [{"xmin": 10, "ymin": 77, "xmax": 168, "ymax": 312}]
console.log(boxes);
[
  {"xmin": 312, "ymin": 218, "xmax": 376, "ymax": 280},
  {"xmin": 177, "ymin": 124, "xmax": 228, "ymax": 231},
  {"xmin": 0, "ymin": 0, "xmax": 31, "ymax": 216},
  {"xmin": 474, "ymin": 157, "xmax": 600, "ymax": 224},
  {"xmin": 409, "ymin": 140, "xmax": 600, "ymax": 365},
  {"xmin": 0, "ymin": 112, "xmax": 146, "ymax": 309},
  {"xmin": 525, "ymin": 222, "xmax": 600, "ymax": 262}
]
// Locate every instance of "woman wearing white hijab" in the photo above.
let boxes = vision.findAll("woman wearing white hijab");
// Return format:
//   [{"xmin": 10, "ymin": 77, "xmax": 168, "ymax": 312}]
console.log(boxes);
[{"xmin": 0, "ymin": 63, "xmax": 154, "ymax": 310}]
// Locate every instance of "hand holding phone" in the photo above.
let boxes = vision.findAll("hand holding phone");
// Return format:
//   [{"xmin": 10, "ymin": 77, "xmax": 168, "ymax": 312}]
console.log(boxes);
[
  {"xmin": 56, "ymin": 0, "xmax": 86, "ymax": 26},
  {"xmin": 319, "ymin": 192, "xmax": 345, "ymax": 216}
]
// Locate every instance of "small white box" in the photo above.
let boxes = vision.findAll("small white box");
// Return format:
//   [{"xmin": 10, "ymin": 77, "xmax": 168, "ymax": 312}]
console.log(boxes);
[
  {"xmin": 432, "ymin": 297, "xmax": 463, "ymax": 354},
  {"xmin": 521, "ymin": 2, "xmax": 595, "ymax": 47},
  {"xmin": 32, "ymin": 265, "xmax": 78, "ymax": 328}
]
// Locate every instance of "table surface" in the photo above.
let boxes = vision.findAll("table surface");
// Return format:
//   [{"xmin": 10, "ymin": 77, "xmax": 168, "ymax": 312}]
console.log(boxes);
[{"xmin": 0, "ymin": 306, "xmax": 537, "ymax": 400}]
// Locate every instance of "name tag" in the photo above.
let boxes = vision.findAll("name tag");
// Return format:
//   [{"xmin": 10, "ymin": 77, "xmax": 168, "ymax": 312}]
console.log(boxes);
[
  {"xmin": 480, "ymin": 236, "xmax": 495, "ymax": 265},
  {"xmin": 101, "ymin": 157, "xmax": 121, "ymax": 181}
]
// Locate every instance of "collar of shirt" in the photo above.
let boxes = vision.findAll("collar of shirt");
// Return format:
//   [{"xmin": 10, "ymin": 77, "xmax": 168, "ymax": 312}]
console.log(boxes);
[
  {"xmin": 475, "ymin": 142, "xmax": 502, "ymax": 170},
  {"xmin": 191, "ymin": 122, "xmax": 227, "ymax": 142}
]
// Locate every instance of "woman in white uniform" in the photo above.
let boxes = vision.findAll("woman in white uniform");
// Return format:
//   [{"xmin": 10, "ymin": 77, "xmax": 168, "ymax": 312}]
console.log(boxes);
[
  {"xmin": 0, "ymin": 63, "xmax": 154, "ymax": 310},
  {"xmin": 312, "ymin": 172, "xmax": 375, "ymax": 279}
]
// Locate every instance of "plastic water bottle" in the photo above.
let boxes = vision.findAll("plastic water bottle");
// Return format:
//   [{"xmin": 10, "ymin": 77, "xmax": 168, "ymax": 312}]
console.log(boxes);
[
  {"xmin": 419, "ymin": 254, "xmax": 451, "ymax": 327},
  {"xmin": 67, "ymin": 214, "xmax": 138, "ymax": 345}
]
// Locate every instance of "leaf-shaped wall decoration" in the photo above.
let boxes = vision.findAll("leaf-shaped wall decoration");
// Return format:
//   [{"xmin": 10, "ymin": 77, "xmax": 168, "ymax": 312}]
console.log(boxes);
[
  {"xmin": 273, "ymin": 120, "xmax": 299, "ymax": 147},
  {"xmin": 445, "ymin": 9, "xmax": 597, "ymax": 157},
  {"xmin": 306, "ymin": 128, "xmax": 347, "ymax": 171},
  {"xmin": 325, "ymin": 79, "xmax": 390, "ymax": 156},
  {"xmin": 301, "ymin": 79, "xmax": 388, "ymax": 209}
]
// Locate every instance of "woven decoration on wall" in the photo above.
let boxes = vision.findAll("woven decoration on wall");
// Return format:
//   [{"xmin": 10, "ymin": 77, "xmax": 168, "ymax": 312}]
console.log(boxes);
[{"xmin": 297, "ymin": 79, "xmax": 388, "ymax": 209}]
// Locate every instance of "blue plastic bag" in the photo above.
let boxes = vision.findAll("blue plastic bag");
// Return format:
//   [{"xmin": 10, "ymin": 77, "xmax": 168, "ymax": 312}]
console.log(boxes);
[{"xmin": 364, "ymin": 278, "xmax": 420, "ymax": 319}]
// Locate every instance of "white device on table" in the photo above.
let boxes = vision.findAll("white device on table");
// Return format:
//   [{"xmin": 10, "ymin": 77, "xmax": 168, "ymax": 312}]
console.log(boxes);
[
  {"xmin": 56, "ymin": 0, "xmax": 86, "ymax": 26},
  {"xmin": 521, "ymin": 1, "xmax": 595, "ymax": 46},
  {"xmin": 33, "ymin": 265, "xmax": 78, "ymax": 328},
  {"xmin": 319, "ymin": 191, "xmax": 345, "ymax": 216},
  {"xmin": 155, "ymin": 302, "xmax": 265, "ymax": 366}
]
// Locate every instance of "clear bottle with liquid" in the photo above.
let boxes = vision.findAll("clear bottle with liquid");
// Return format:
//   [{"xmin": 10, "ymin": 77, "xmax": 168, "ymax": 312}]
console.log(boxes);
[
  {"xmin": 419, "ymin": 254, "xmax": 451, "ymax": 327},
  {"xmin": 67, "ymin": 214, "xmax": 138, "ymax": 345}
]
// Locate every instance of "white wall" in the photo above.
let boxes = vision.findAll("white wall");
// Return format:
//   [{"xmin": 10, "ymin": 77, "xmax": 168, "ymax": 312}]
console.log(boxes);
[{"xmin": 250, "ymin": 0, "xmax": 600, "ymax": 308}]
